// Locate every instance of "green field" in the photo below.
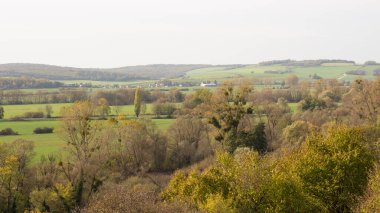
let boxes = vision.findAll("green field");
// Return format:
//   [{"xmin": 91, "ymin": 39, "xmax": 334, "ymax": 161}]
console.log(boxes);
[
  {"xmin": 185, "ymin": 64, "xmax": 380, "ymax": 81},
  {"xmin": 0, "ymin": 100, "xmax": 176, "ymax": 162},
  {"xmin": 1, "ymin": 103, "xmax": 162, "ymax": 119},
  {"xmin": 0, "ymin": 118, "xmax": 175, "ymax": 162}
]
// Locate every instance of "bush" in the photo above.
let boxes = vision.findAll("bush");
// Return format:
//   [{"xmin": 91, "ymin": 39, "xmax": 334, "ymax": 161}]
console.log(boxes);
[
  {"xmin": 152, "ymin": 102, "xmax": 177, "ymax": 118},
  {"xmin": 162, "ymin": 150, "xmax": 326, "ymax": 212},
  {"xmin": 23, "ymin": 111, "xmax": 44, "ymax": 118},
  {"xmin": 0, "ymin": 128, "xmax": 19, "ymax": 135},
  {"xmin": 33, "ymin": 127, "xmax": 54, "ymax": 134},
  {"xmin": 11, "ymin": 111, "xmax": 45, "ymax": 120}
]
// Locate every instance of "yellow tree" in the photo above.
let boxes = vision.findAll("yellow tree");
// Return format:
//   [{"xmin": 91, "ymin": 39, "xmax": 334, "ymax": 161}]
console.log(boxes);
[{"xmin": 60, "ymin": 101, "xmax": 108, "ymax": 206}]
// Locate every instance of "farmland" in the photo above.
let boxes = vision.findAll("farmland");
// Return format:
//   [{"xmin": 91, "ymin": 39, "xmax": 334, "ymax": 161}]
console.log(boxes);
[
  {"xmin": 0, "ymin": 118, "xmax": 175, "ymax": 162},
  {"xmin": 185, "ymin": 64, "xmax": 380, "ymax": 81},
  {"xmin": 1, "ymin": 103, "xmax": 162, "ymax": 119},
  {"xmin": 0, "ymin": 101, "xmax": 175, "ymax": 162}
]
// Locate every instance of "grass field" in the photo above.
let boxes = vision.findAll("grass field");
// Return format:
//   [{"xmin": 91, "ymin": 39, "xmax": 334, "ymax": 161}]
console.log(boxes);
[
  {"xmin": 0, "ymin": 101, "xmax": 176, "ymax": 163},
  {"xmin": 185, "ymin": 64, "xmax": 380, "ymax": 81},
  {"xmin": 0, "ymin": 118, "xmax": 175, "ymax": 162},
  {"xmin": 1, "ymin": 103, "xmax": 163, "ymax": 119}
]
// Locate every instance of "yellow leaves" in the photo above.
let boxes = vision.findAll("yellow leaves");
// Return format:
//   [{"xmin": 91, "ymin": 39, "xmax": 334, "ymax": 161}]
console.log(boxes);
[
  {"xmin": 0, "ymin": 155, "xmax": 18, "ymax": 176},
  {"xmin": 29, "ymin": 183, "xmax": 74, "ymax": 212},
  {"xmin": 54, "ymin": 183, "xmax": 74, "ymax": 201},
  {"xmin": 200, "ymin": 193, "xmax": 235, "ymax": 213}
]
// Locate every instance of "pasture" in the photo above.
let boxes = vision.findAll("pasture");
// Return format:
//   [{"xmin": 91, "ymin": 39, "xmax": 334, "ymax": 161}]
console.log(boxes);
[
  {"xmin": 185, "ymin": 64, "xmax": 380, "ymax": 81},
  {"xmin": 1, "ymin": 103, "xmax": 160, "ymax": 119},
  {"xmin": 0, "ymin": 118, "xmax": 175, "ymax": 162}
]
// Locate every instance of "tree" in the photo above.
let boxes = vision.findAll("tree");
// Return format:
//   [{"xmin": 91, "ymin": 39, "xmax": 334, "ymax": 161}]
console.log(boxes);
[
  {"xmin": 286, "ymin": 74, "xmax": 299, "ymax": 86},
  {"xmin": 262, "ymin": 100, "xmax": 292, "ymax": 148},
  {"xmin": 166, "ymin": 117, "xmax": 212, "ymax": 169},
  {"xmin": 0, "ymin": 139, "xmax": 34, "ymax": 212},
  {"xmin": 296, "ymin": 125, "xmax": 375, "ymax": 212},
  {"xmin": 358, "ymin": 164, "xmax": 380, "ymax": 212},
  {"xmin": 0, "ymin": 107, "xmax": 4, "ymax": 119},
  {"xmin": 109, "ymin": 119, "xmax": 167, "ymax": 175},
  {"xmin": 209, "ymin": 82, "xmax": 254, "ymax": 152},
  {"xmin": 45, "ymin": 104, "xmax": 53, "ymax": 118},
  {"xmin": 183, "ymin": 88, "xmax": 212, "ymax": 109},
  {"xmin": 162, "ymin": 149, "xmax": 326, "ymax": 212},
  {"xmin": 60, "ymin": 101, "xmax": 108, "ymax": 207},
  {"xmin": 342, "ymin": 78, "xmax": 380, "ymax": 124},
  {"xmin": 134, "ymin": 88, "xmax": 142, "ymax": 117},
  {"xmin": 234, "ymin": 122, "xmax": 268, "ymax": 154},
  {"xmin": 96, "ymin": 98, "xmax": 110, "ymax": 118},
  {"xmin": 282, "ymin": 120, "xmax": 315, "ymax": 149},
  {"xmin": 152, "ymin": 102, "xmax": 176, "ymax": 118},
  {"xmin": 299, "ymin": 96, "xmax": 327, "ymax": 111}
]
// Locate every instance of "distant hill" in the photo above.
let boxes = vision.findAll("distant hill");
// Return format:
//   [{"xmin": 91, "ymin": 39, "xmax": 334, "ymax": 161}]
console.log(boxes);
[
  {"xmin": 0, "ymin": 63, "xmax": 216, "ymax": 81},
  {"xmin": 258, "ymin": 59, "xmax": 356, "ymax": 66}
]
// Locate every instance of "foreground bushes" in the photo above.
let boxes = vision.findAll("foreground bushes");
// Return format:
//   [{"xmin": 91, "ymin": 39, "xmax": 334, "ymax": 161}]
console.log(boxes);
[
  {"xmin": 162, "ymin": 125, "xmax": 376, "ymax": 212},
  {"xmin": 84, "ymin": 177, "xmax": 191, "ymax": 213}
]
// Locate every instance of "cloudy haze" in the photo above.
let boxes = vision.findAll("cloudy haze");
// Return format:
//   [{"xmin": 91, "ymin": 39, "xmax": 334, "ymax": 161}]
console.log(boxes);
[{"xmin": 0, "ymin": 0, "xmax": 379, "ymax": 67}]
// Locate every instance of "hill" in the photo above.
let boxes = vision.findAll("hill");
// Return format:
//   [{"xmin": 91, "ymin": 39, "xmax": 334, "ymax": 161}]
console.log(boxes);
[{"xmin": 0, "ymin": 63, "xmax": 215, "ymax": 81}]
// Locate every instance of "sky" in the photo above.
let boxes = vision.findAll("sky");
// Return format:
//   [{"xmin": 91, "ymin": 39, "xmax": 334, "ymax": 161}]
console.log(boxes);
[{"xmin": 0, "ymin": 0, "xmax": 379, "ymax": 68}]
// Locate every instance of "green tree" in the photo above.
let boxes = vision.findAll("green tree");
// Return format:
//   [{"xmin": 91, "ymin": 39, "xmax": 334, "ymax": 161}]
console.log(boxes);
[
  {"xmin": 134, "ymin": 88, "xmax": 142, "ymax": 117},
  {"xmin": 209, "ymin": 82, "xmax": 253, "ymax": 152},
  {"xmin": 297, "ymin": 125, "xmax": 375, "ymax": 212},
  {"xmin": 0, "ymin": 107, "xmax": 4, "ymax": 119},
  {"xmin": 97, "ymin": 98, "xmax": 110, "ymax": 118},
  {"xmin": 45, "ymin": 104, "xmax": 53, "ymax": 118},
  {"xmin": 162, "ymin": 149, "xmax": 326, "ymax": 212},
  {"xmin": 235, "ymin": 122, "xmax": 267, "ymax": 154}
]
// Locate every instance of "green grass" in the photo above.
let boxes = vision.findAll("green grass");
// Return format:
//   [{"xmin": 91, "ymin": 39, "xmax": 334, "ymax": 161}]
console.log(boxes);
[
  {"xmin": 2, "ymin": 103, "xmax": 72, "ymax": 119},
  {"xmin": 288, "ymin": 103, "xmax": 298, "ymax": 113},
  {"xmin": 60, "ymin": 80, "xmax": 156, "ymax": 87},
  {"xmin": 185, "ymin": 64, "xmax": 380, "ymax": 82},
  {"xmin": 0, "ymin": 118, "xmax": 175, "ymax": 162},
  {"xmin": 1, "ymin": 103, "xmax": 169, "ymax": 119}
]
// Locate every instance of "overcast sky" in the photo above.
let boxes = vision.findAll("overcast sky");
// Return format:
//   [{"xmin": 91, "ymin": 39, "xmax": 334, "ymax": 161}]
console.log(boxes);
[{"xmin": 0, "ymin": 0, "xmax": 379, "ymax": 68}]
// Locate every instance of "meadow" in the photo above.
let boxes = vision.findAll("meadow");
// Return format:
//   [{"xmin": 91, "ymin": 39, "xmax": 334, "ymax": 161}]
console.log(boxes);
[
  {"xmin": 1, "ymin": 103, "xmax": 160, "ymax": 119},
  {"xmin": 0, "ymin": 118, "xmax": 175, "ymax": 162},
  {"xmin": 185, "ymin": 64, "xmax": 380, "ymax": 81},
  {"xmin": 0, "ymin": 101, "xmax": 175, "ymax": 162}
]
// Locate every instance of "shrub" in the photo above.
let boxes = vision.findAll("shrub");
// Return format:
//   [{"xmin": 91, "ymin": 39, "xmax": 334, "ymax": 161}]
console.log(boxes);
[
  {"xmin": 152, "ymin": 102, "xmax": 177, "ymax": 118},
  {"xmin": 0, "ymin": 128, "xmax": 19, "ymax": 136},
  {"xmin": 297, "ymin": 125, "xmax": 375, "ymax": 211},
  {"xmin": 10, "ymin": 111, "xmax": 45, "ymax": 120},
  {"xmin": 33, "ymin": 127, "xmax": 54, "ymax": 134},
  {"xmin": 23, "ymin": 111, "xmax": 44, "ymax": 118},
  {"xmin": 162, "ymin": 149, "xmax": 326, "ymax": 212}
]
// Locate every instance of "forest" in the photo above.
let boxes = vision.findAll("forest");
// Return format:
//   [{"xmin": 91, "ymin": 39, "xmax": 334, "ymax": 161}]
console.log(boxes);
[{"xmin": 1, "ymin": 76, "xmax": 380, "ymax": 212}]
